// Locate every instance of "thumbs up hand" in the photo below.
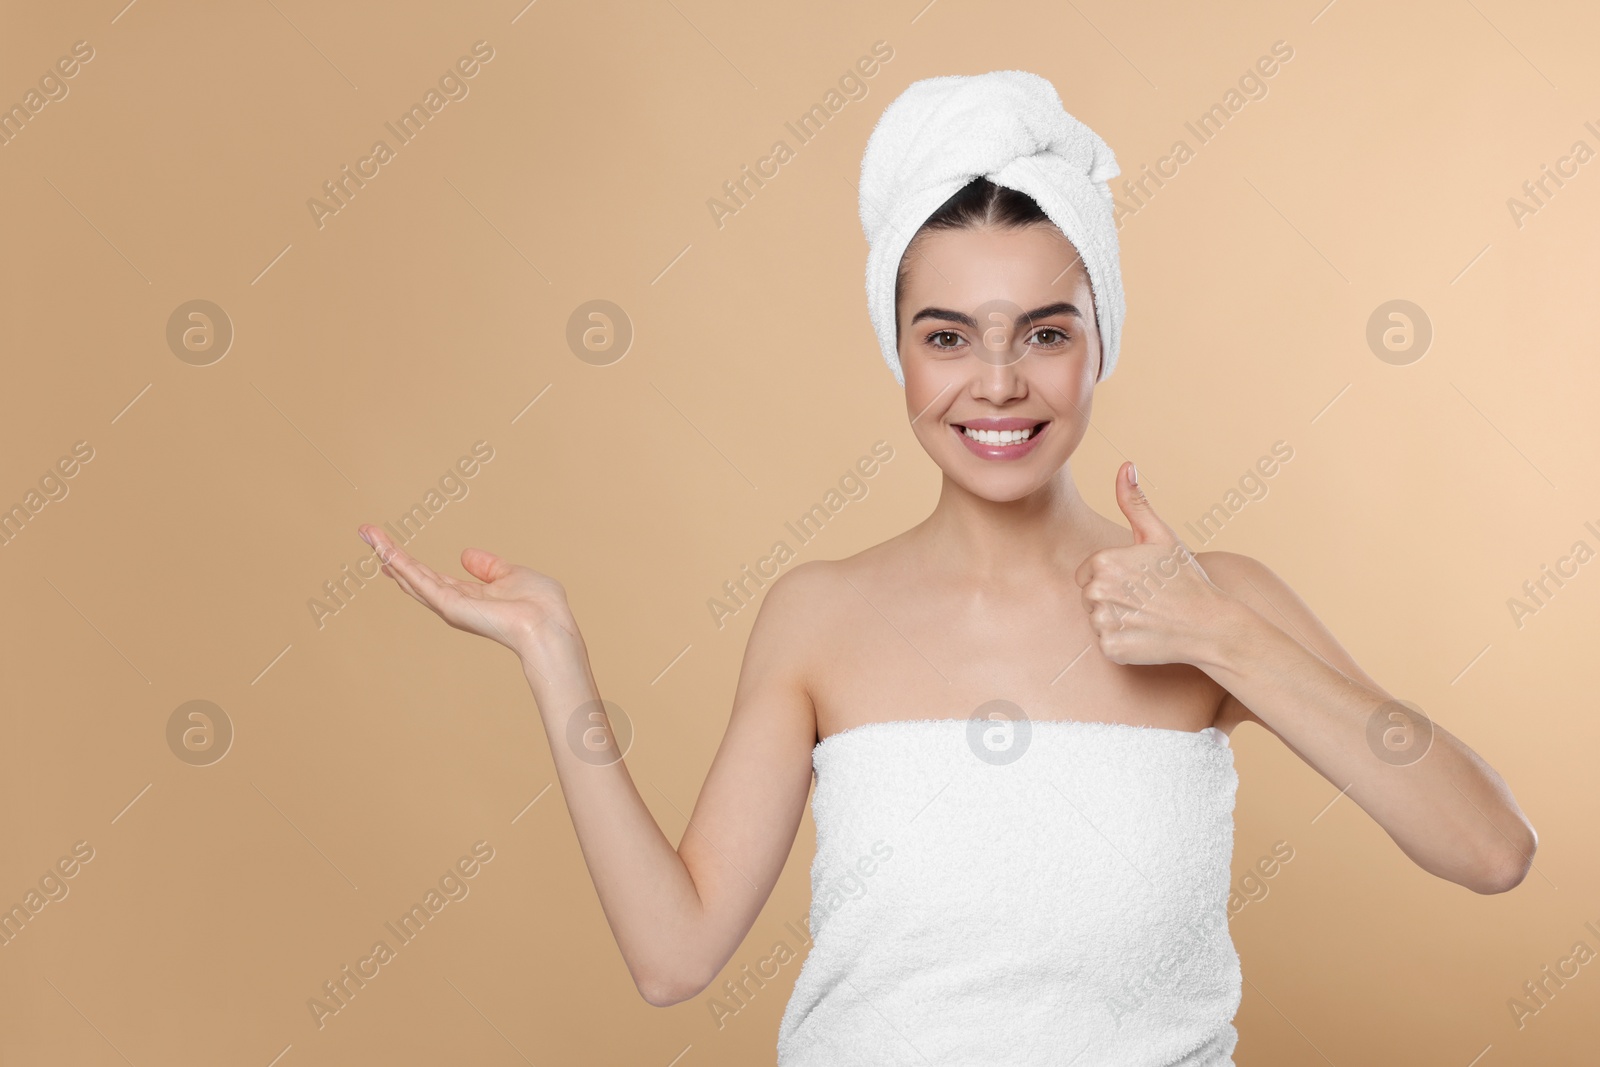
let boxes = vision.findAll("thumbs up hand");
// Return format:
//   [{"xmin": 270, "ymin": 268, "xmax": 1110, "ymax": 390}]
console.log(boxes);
[{"xmin": 1074, "ymin": 462, "xmax": 1235, "ymax": 667}]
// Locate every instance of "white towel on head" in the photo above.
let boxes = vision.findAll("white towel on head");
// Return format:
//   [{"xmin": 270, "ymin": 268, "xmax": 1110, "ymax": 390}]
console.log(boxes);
[{"xmin": 857, "ymin": 70, "xmax": 1125, "ymax": 387}]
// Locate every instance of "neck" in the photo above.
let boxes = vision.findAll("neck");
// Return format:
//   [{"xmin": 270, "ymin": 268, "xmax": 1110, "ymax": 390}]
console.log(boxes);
[{"xmin": 911, "ymin": 462, "xmax": 1109, "ymax": 583}]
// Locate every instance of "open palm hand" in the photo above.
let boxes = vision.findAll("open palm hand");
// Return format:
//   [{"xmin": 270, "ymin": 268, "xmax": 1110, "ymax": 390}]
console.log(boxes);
[{"xmin": 356, "ymin": 524, "xmax": 576, "ymax": 659}]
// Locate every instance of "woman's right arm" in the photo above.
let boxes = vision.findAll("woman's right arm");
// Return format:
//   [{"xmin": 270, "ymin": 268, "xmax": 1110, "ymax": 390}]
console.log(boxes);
[{"xmin": 358, "ymin": 525, "xmax": 822, "ymax": 1006}]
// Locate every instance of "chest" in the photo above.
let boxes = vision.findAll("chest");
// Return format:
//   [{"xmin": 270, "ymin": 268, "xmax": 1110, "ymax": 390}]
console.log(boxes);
[{"xmin": 804, "ymin": 572, "xmax": 1224, "ymax": 740}]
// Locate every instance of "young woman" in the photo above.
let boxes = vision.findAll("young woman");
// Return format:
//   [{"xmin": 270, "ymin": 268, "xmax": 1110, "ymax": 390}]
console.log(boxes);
[{"xmin": 358, "ymin": 73, "xmax": 1535, "ymax": 1066}]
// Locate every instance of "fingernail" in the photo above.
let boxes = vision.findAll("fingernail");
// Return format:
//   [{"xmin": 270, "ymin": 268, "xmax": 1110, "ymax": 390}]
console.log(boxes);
[
  {"xmin": 359, "ymin": 528, "xmax": 373, "ymax": 546},
  {"xmin": 1129, "ymin": 463, "xmax": 1139, "ymax": 487}
]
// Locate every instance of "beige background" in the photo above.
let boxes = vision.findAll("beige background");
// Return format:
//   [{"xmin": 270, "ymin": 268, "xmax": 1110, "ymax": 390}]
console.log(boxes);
[{"xmin": 3, "ymin": 0, "xmax": 1597, "ymax": 1063}]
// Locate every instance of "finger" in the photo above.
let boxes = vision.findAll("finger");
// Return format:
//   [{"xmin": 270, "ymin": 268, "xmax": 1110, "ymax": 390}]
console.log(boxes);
[
  {"xmin": 1084, "ymin": 578, "xmax": 1142, "ymax": 618},
  {"xmin": 362, "ymin": 526, "xmax": 476, "ymax": 617},
  {"xmin": 358, "ymin": 524, "xmax": 389, "ymax": 559},
  {"xmin": 1073, "ymin": 550, "xmax": 1105, "ymax": 589},
  {"xmin": 1092, "ymin": 601, "xmax": 1134, "ymax": 633},
  {"xmin": 361, "ymin": 526, "xmax": 528, "ymax": 648},
  {"xmin": 364, "ymin": 529, "xmax": 459, "ymax": 591},
  {"xmin": 381, "ymin": 558, "xmax": 422, "ymax": 598},
  {"xmin": 1097, "ymin": 630, "xmax": 1132, "ymax": 664},
  {"xmin": 403, "ymin": 552, "xmax": 456, "ymax": 590},
  {"xmin": 362, "ymin": 526, "xmax": 413, "ymax": 570},
  {"xmin": 403, "ymin": 557, "xmax": 520, "ymax": 642},
  {"xmin": 382, "ymin": 546, "xmax": 452, "ymax": 608},
  {"xmin": 431, "ymin": 571, "xmax": 479, "ymax": 594},
  {"xmin": 384, "ymin": 559, "xmax": 510, "ymax": 646},
  {"xmin": 382, "ymin": 562, "xmax": 426, "ymax": 607},
  {"xmin": 1114, "ymin": 461, "xmax": 1179, "ymax": 546},
  {"xmin": 461, "ymin": 546, "xmax": 515, "ymax": 584}
]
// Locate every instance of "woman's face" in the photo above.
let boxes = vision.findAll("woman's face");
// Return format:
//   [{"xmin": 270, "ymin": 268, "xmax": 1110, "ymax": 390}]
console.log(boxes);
[{"xmin": 897, "ymin": 223, "xmax": 1101, "ymax": 501}]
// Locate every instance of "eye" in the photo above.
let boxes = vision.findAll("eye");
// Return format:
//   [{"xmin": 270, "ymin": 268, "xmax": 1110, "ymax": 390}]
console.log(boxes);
[
  {"xmin": 1028, "ymin": 327, "xmax": 1072, "ymax": 347},
  {"xmin": 926, "ymin": 330, "xmax": 965, "ymax": 350}
]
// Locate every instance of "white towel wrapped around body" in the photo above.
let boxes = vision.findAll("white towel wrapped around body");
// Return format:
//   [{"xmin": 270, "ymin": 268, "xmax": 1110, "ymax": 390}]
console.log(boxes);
[
  {"xmin": 776, "ymin": 718, "xmax": 1241, "ymax": 1067},
  {"xmin": 858, "ymin": 70, "xmax": 1126, "ymax": 387}
]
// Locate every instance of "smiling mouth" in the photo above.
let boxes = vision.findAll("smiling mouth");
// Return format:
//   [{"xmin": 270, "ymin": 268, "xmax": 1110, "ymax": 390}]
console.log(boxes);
[{"xmin": 952, "ymin": 420, "xmax": 1051, "ymax": 445}]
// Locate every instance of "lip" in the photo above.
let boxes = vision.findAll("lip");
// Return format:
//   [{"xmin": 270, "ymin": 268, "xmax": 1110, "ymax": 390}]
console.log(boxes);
[
  {"xmin": 951, "ymin": 418, "xmax": 1050, "ymax": 460},
  {"xmin": 956, "ymin": 417, "xmax": 1039, "ymax": 431}
]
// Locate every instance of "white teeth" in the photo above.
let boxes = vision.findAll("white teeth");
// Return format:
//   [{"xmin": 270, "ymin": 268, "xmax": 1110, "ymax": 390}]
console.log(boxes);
[{"xmin": 962, "ymin": 425, "xmax": 1036, "ymax": 445}]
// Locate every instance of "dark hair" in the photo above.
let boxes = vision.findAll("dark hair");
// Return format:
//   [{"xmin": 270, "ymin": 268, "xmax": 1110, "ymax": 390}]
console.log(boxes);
[{"xmin": 893, "ymin": 177, "xmax": 1051, "ymax": 340}]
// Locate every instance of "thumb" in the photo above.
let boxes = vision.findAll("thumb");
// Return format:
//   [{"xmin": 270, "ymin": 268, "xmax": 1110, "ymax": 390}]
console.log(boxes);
[
  {"xmin": 461, "ymin": 546, "xmax": 516, "ymax": 583},
  {"xmin": 1116, "ymin": 462, "xmax": 1176, "ymax": 545}
]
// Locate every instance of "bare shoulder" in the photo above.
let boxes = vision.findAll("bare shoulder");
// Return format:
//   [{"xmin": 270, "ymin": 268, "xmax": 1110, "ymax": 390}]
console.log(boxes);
[
  {"xmin": 734, "ymin": 555, "xmax": 885, "ymax": 748},
  {"xmin": 745, "ymin": 543, "xmax": 904, "ymax": 670},
  {"xmin": 739, "ymin": 560, "xmax": 844, "ymax": 693},
  {"xmin": 771, "ymin": 535, "xmax": 909, "ymax": 602},
  {"xmin": 756, "ymin": 557, "xmax": 845, "ymax": 625},
  {"xmin": 1193, "ymin": 549, "xmax": 1281, "ymax": 604},
  {"xmin": 1193, "ymin": 549, "xmax": 1394, "ymax": 730},
  {"xmin": 1194, "ymin": 550, "xmax": 1336, "ymax": 648}
]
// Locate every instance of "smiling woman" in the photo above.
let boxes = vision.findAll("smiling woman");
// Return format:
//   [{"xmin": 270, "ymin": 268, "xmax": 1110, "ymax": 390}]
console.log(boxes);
[
  {"xmin": 896, "ymin": 216, "xmax": 1103, "ymax": 496},
  {"xmin": 358, "ymin": 67, "xmax": 1536, "ymax": 1067}
]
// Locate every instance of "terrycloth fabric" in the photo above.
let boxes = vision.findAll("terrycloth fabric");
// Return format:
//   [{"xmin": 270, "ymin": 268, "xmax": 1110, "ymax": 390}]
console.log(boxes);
[
  {"xmin": 776, "ymin": 718, "xmax": 1241, "ymax": 1067},
  {"xmin": 858, "ymin": 70, "xmax": 1126, "ymax": 387}
]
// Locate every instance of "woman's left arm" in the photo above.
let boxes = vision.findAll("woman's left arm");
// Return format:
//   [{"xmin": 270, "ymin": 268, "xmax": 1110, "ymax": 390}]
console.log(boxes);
[
  {"xmin": 1193, "ymin": 548, "xmax": 1537, "ymax": 895},
  {"xmin": 1078, "ymin": 462, "xmax": 1538, "ymax": 896}
]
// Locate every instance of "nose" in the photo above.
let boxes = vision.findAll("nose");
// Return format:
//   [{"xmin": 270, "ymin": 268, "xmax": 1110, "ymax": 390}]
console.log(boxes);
[{"xmin": 970, "ymin": 330, "xmax": 1029, "ymax": 402}]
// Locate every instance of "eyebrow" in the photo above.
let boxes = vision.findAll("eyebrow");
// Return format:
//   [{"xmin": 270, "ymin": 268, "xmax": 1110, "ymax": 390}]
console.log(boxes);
[{"xmin": 908, "ymin": 302, "xmax": 1084, "ymax": 329}]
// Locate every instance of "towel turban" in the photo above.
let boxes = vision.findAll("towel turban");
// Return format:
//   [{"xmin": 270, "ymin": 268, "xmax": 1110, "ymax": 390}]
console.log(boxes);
[{"xmin": 857, "ymin": 70, "xmax": 1125, "ymax": 386}]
